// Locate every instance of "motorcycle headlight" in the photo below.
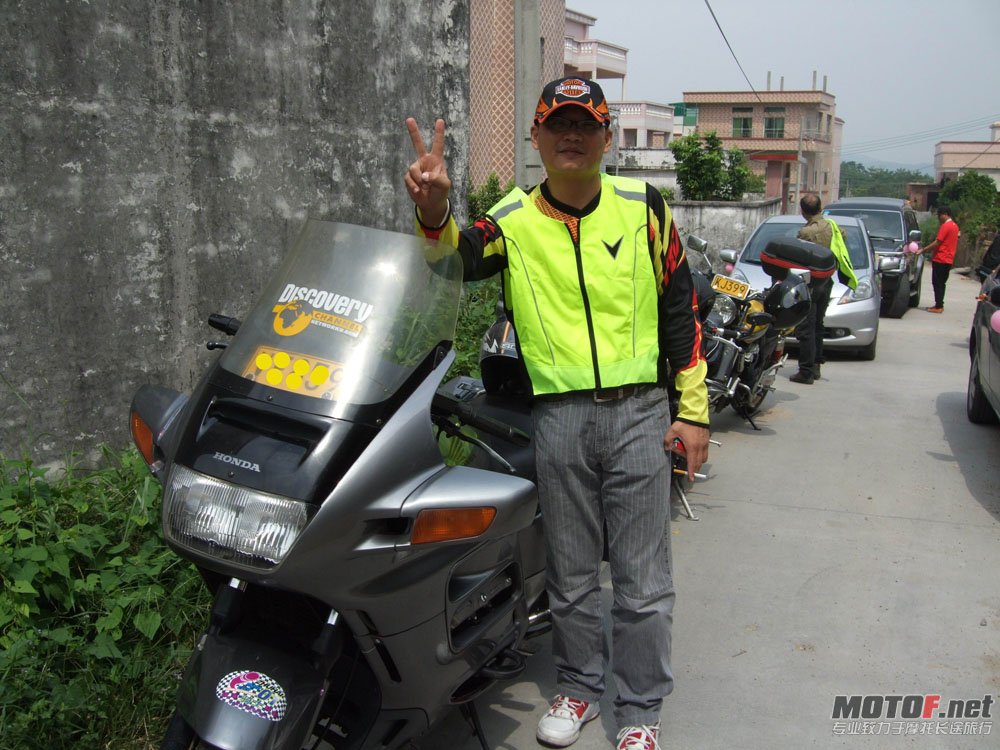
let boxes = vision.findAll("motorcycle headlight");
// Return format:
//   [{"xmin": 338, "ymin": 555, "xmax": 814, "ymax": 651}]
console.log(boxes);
[
  {"xmin": 711, "ymin": 294, "xmax": 738, "ymax": 326},
  {"xmin": 838, "ymin": 280, "xmax": 874, "ymax": 304},
  {"xmin": 163, "ymin": 464, "xmax": 313, "ymax": 570}
]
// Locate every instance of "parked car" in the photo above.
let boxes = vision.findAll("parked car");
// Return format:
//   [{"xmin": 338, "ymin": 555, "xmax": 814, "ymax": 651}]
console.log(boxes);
[
  {"xmin": 967, "ymin": 269, "xmax": 1000, "ymax": 424},
  {"xmin": 720, "ymin": 214, "xmax": 881, "ymax": 360},
  {"xmin": 823, "ymin": 197, "xmax": 923, "ymax": 318}
]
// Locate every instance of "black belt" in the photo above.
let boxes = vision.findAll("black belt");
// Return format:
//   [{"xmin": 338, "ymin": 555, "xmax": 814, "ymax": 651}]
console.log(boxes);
[{"xmin": 591, "ymin": 385, "xmax": 638, "ymax": 402}]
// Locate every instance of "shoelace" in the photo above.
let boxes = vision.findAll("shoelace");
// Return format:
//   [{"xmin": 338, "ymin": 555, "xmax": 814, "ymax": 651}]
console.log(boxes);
[
  {"xmin": 616, "ymin": 724, "xmax": 660, "ymax": 750},
  {"xmin": 548, "ymin": 695, "xmax": 588, "ymax": 720}
]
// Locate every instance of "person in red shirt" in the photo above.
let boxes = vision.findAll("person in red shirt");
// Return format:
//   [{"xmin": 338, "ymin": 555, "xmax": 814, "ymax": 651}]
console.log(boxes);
[{"xmin": 920, "ymin": 206, "xmax": 960, "ymax": 312}]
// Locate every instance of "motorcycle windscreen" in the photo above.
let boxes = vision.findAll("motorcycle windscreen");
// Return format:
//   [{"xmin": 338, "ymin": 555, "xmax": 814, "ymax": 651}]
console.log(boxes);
[{"xmin": 218, "ymin": 221, "xmax": 463, "ymax": 419}]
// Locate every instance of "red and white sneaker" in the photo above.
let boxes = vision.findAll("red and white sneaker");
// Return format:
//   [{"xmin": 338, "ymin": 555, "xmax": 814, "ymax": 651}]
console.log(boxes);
[
  {"xmin": 535, "ymin": 695, "xmax": 600, "ymax": 747},
  {"xmin": 616, "ymin": 723, "xmax": 660, "ymax": 750}
]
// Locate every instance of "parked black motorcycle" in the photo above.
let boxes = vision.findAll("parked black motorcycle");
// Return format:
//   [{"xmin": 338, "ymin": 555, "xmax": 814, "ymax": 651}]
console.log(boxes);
[
  {"xmin": 685, "ymin": 235, "xmax": 832, "ymax": 429},
  {"xmin": 130, "ymin": 220, "xmax": 547, "ymax": 750}
]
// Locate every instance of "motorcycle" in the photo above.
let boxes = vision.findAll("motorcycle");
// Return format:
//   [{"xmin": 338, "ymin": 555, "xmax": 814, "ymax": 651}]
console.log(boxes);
[
  {"xmin": 684, "ymin": 235, "xmax": 831, "ymax": 430},
  {"xmin": 130, "ymin": 220, "xmax": 548, "ymax": 750}
]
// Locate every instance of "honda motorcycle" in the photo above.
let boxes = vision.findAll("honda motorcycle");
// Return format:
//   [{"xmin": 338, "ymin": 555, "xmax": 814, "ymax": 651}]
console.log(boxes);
[
  {"xmin": 130, "ymin": 220, "xmax": 547, "ymax": 750},
  {"xmin": 685, "ymin": 235, "xmax": 830, "ymax": 430}
]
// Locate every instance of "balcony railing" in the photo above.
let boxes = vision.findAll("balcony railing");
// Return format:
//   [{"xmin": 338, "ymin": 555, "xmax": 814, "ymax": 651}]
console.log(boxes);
[{"xmin": 564, "ymin": 36, "xmax": 628, "ymax": 78}]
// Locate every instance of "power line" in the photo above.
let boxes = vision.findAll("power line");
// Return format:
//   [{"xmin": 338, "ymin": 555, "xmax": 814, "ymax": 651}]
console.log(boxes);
[
  {"xmin": 960, "ymin": 140, "xmax": 1000, "ymax": 170},
  {"xmin": 839, "ymin": 114, "xmax": 1000, "ymax": 158},
  {"xmin": 702, "ymin": 0, "xmax": 762, "ymax": 103},
  {"xmin": 842, "ymin": 113, "xmax": 1000, "ymax": 150}
]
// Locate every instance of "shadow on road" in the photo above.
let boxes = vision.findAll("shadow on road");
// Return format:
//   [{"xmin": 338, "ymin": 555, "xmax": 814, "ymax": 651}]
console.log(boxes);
[{"xmin": 936, "ymin": 390, "xmax": 1000, "ymax": 523}]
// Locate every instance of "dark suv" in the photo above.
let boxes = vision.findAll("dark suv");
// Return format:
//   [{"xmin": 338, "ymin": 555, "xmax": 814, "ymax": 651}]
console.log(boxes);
[{"xmin": 824, "ymin": 197, "xmax": 923, "ymax": 318}]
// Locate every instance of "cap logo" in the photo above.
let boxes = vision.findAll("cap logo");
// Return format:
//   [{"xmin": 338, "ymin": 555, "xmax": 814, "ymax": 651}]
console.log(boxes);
[{"xmin": 555, "ymin": 79, "xmax": 590, "ymax": 99}]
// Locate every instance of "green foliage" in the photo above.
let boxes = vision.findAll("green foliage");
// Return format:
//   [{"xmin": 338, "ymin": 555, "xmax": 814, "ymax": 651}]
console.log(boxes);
[
  {"xmin": 744, "ymin": 169, "xmax": 766, "ymax": 194},
  {"xmin": 839, "ymin": 160, "xmax": 932, "ymax": 199},
  {"xmin": 668, "ymin": 131, "xmax": 756, "ymax": 201},
  {"xmin": 0, "ymin": 449, "xmax": 209, "ymax": 750},
  {"xmin": 467, "ymin": 172, "xmax": 517, "ymax": 222},
  {"xmin": 658, "ymin": 186, "xmax": 676, "ymax": 203},
  {"xmin": 938, "ymin": 170, "xmax": 1000, "ymax": 263},
  {"xmin": 452, "ymin": 277, "xmax": 502, "ymax": 378},
  {"xmin": 919, "ymin": 214, "xmax": 940, "ymax": 246},
  {"xmin": 447, "ymin": 174, "xmax": 515, "ymax": 380},
  {"xmin": 719, "ymin": 147, "xmax": 755, "ymax": 201}
]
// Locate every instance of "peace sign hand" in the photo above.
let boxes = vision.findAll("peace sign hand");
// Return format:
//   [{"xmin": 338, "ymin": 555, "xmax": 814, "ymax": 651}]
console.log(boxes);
[{"xmin": 404, "ymin": 118, "xmax": 452, "ymax": 227}]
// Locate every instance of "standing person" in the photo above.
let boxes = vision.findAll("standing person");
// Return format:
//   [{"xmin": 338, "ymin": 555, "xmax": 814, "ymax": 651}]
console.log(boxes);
[
  {"xmin": 404, "ymin": 77, "xmax": 710, "ymax": 750},
  {"xmin": 920, "ymin": 206, "xmax": 960, "ymax": 313},
  {"xmin": 789, "ymin": 193, "xmax": 857, "ymax": 384}
]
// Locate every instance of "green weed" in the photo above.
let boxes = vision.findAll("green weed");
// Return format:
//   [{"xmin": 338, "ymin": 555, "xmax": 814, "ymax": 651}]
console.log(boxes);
[{"xmin": 0, "ymin": 448, "xmax": 209, "ymax": 750}]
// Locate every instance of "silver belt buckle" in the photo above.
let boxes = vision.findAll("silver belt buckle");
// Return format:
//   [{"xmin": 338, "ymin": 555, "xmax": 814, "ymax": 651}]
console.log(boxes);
[{"xmin": 593, "ymin": 387, "xmax": 623, "ymax": 403}]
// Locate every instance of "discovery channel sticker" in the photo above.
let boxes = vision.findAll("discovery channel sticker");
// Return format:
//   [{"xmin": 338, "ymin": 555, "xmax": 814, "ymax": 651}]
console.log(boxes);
[{"xmin": 216, "ymin": 670, "xmax": 288, "ymax": 722}]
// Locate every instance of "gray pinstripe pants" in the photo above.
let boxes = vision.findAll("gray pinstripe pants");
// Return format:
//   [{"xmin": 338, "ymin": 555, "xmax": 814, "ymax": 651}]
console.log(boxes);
[{"xmin": 533, "ymin": 385, "xmax": 675, "ymax": 727}]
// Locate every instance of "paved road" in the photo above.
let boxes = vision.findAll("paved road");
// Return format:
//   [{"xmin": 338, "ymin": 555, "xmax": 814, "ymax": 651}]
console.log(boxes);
[{"xmin": 416, "ymin": 269, "xmax": 1000, "ymax": 750}]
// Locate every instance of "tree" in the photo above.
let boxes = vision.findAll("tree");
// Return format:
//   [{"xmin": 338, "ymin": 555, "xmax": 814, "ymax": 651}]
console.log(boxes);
[
  {"xmin": 467, "ymin": 172, "xmax": 516, "ymax": 222},
  {"xmin": 938, "ymin": 170, "xmax": 1000, "ymax": 262},
  {"xmin": 839, "ymin": 160, "xmax": 932, "ymax": 199},
  {"xmin": 668, "ymin": 131, "xmax": 758, "ymax": 201}
]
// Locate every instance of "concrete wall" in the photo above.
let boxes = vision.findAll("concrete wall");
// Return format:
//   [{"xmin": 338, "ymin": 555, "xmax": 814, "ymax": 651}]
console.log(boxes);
[
  {"xmin": 0, "ymin": 0, "xmax": 469, "ymax": 464},
  {"xmin": 671, "ymin": 198, "xmax": 782, "ymax": 270}
]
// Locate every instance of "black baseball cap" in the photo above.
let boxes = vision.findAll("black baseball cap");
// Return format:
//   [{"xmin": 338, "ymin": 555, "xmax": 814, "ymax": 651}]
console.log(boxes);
[{"xmin": 534, "ymin": 77, "xmax": 611, "ymax": 126}]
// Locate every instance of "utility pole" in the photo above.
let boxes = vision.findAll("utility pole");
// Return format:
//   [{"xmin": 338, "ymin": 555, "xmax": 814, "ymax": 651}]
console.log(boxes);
[{"xmin": 514, "ymin": 2, "xmax": 543, "ymax": 189}]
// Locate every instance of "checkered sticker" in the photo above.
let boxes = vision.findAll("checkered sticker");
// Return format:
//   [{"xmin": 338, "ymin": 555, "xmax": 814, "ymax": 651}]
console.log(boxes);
[{"xmin": 215, "ymin": 670, "xmax": 288, "ymax": 722}]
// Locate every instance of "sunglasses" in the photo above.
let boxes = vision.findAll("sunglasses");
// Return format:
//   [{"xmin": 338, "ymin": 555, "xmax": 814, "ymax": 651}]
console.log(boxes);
[{"xmin": 542, "ymin": 116, "xmax": 608, "ymax": 134}]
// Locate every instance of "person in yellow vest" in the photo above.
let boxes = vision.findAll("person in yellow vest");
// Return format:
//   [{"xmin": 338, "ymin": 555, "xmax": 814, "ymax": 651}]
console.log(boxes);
[
  {"xmin": 789, "ymin": 193, "xmax": 857, "ymax": 384},
  {"xmin": 404, "ymin": 77, "xmax": 709, "ymax": 750}
]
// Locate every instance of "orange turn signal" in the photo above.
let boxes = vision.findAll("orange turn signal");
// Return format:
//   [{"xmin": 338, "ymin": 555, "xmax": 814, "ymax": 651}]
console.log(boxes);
[
  {"xmin": 411, "ymin": 507, "xmax": 497, "ymax": 545},
  {"xmin": 130, "ymin": 411, "xmax": 155, "ymax": 466}
]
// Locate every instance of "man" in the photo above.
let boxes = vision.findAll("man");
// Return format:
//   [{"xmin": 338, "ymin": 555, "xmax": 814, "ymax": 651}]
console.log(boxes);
[
  {"xmin": 404, "ymin": 77, "xmax": 710, "ymax": 750},
  {"xmin": 789, "ymin": 194, "xmax": 857, "ymax": 385},
  {"xmin": 920, "ymin": 206, "xmax": 960, "ymax": 312}
]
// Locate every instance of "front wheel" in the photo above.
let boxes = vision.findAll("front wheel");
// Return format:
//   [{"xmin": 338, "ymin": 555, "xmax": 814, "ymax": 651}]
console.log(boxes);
[
  {"xmin": 908, "ymin": 272, "xmax": 921, "ymax": 307},
  {"xmin": 857, "ymin": 334, "xmax": 877, "ymax": 361},
  {"xmin": 967, "ymin": 348, "xmax": 998, "ymax": 424},
  {"xmin": 160, "ymin": 712, "xmax": 221, "ymax": 750},
  {"xmin": 886, "ymin": 276, "xmax": 910, "ymax": 318}
]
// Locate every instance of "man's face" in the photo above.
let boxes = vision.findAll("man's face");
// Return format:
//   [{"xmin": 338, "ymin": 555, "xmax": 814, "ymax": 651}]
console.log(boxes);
[{"xmin": 530, "ymin": 106, "xmax": 611, "ymax": 178}]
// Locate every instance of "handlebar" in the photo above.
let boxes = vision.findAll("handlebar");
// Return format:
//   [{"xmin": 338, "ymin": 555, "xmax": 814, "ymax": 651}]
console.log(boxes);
[{"xmin": 431, "ymin": 393, "xmax": 531, "ymax": 447}]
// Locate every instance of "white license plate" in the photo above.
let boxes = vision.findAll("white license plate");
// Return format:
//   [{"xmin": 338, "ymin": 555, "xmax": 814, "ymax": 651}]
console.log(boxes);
[{"xmin": 710, "ymin": 274, "xmax": 750, "ymax": 300}]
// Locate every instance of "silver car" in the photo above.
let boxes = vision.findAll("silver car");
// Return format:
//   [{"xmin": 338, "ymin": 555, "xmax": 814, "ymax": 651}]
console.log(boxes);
[{"xmin": 720, "ymin": 214, "xmax": 881, "ymax": 360}]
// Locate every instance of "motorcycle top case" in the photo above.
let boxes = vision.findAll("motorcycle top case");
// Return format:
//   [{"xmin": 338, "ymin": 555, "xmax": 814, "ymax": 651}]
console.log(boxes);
[{"xmin": 760, "ymin": 238, "xmax": 836, "ymax": 281}]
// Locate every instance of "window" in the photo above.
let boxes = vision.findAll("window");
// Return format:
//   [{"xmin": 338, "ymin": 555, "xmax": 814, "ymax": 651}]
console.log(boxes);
[
  {"xmin": 764, "ymin": 117, "xmax": 784, "ymax": 138},
  {"xmin": 732, "ymin": 117, "xmax": 752, "ymax": 137},
  {"xmin": 764, "ymin": 106, "xmax": 786, "ymax": 113}
]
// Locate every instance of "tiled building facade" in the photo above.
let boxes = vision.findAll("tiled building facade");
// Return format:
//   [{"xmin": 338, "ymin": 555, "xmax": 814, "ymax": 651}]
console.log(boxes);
[
  {"xmin": 934, "ymin": 123, "xmax": 1000, "ymax": 191},
  {"xmin": 468, "ymin": 0, "xmax": 565, "ymax": 188},
  {"xmin": 683, "ymin": 88, "xmax": 842, "ymax": 208}
]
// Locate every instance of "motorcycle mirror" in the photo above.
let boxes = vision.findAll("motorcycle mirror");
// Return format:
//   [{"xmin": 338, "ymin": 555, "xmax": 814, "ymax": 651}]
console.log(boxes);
[
  {"xmin": 790, "ymin": 268, "xmax": 812, "ymax": 284},
  {"xmin": 719, "ymin": 249, "xmax": 738, "ymax": 264},
  {"xmin": 745, "ymin": 312, "xmax": 774, "ymax": 328},
  {"xmin": 908, "ymin": 229, "xmax": 922, "ymax": 243},
  {"xmin": 686, "ymin": 235, "xmax": 708, "ymax": 253}
]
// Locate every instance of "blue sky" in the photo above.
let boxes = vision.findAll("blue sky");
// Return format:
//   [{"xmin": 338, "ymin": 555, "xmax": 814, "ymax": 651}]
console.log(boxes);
[{"xmin": 567, "ymin": 0, "xmax": 1000, "ymax": 170}]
